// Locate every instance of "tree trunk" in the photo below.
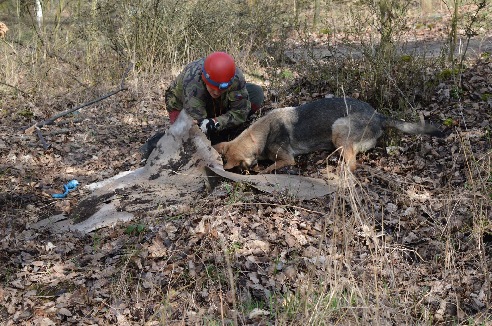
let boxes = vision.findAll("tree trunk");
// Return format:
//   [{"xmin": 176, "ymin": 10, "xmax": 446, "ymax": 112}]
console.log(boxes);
[
  {"xmin": 314, "ymin": 0, "xmax": 320, "ymax": 28},
  {"xmin": 35, "ymin": 0, "xmax": 43, "ymax": 30}
]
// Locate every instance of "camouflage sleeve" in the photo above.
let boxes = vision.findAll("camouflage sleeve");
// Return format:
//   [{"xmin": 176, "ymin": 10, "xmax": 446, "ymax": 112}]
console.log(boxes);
[
  {"xmin": 181, "ymin": 59, "xmax": 209, "ymax": 121},
  {"xmin": 214, "ymin": 69, "xmax": 251, "ymax": 130},
  {"xmin": 215, "ymin": 88, "xmax": 250, "ymax": 130}
]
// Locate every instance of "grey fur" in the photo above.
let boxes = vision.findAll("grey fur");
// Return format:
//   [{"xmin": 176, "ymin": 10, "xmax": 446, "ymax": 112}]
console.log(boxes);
[{"xmin": 214, "ymin": 97, "xmax": 444, "ymax": 173}]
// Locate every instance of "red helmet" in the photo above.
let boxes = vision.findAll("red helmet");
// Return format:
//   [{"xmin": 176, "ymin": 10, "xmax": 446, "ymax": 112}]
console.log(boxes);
[{"xmin": 202, "ymin": 52, "xmax": 236, "ymax": 90}]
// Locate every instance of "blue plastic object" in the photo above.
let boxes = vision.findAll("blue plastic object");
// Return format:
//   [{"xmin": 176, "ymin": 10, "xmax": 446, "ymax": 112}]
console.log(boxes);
[{"xmin": 52, "ymin": 180, "xmax": 79, "ymax": 199}]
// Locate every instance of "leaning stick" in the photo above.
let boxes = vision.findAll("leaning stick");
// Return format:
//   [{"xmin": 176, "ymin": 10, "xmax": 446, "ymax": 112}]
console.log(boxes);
[
  {"xmin": 25, "ymin": 62, "xmax": 133, "ymax": 135},
  {"xmin": 36, "ymin": 128, "xmax": 49, "ymax": 150}
]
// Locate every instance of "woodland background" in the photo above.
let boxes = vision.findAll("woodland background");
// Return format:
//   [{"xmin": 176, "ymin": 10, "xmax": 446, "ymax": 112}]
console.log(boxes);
[{"xmin": 1, "ymin": 0, "xmax": 491, "ymax": 324}]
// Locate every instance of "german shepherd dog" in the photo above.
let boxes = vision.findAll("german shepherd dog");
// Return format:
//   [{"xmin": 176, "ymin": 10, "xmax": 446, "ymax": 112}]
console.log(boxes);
[{"xmin": 213, "ymin": 97, "xmax": 443, "ymax": 173}]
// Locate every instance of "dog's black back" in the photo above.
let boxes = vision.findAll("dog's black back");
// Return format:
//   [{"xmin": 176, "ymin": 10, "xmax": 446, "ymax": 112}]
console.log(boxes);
[
  {"xmin": 264, "ymin": 98, "xmax": 384, "ymax": 154},
  {"xmin": 216, "ymin": 97, "xmax": 443, "ymax": 172}
]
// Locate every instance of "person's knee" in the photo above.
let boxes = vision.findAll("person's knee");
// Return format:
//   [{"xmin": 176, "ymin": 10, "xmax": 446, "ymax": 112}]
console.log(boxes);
[
  {"xmin": 246, "ymin": 83, "xmax": 264, "ymax": 113},
  {"xmin": 168, "ymin": 110, "xmax": 180, "ymax": 124}
]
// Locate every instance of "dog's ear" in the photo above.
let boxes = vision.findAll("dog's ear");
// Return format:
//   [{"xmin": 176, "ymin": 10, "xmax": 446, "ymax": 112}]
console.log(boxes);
[{"xmin": 213, "ymin": 142, "xmax": 229, "ymax": 154}]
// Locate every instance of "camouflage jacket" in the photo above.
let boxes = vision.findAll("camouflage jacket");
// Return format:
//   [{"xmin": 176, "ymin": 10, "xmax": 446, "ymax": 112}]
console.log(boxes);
[{"xmin": 165, "ymin": 58, "xmax": 251, "ymax": 131}]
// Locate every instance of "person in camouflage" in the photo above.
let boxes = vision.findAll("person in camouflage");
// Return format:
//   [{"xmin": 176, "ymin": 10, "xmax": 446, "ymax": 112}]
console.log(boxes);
[
  {"xmin": 140, "ymin": 52, "xmax": 264, "ymax": 160},
  {"xmin": 166, "ymin": 52, "xmax": 263, "ymax": 135}
]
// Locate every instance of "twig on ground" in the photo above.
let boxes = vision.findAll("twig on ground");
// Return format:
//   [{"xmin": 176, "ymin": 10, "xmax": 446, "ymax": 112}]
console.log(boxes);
[
  {"xmin": 36, "ymin": 128, "xmax": 49, "ymax": 150},
  {"xmin": 25, "ymin": 62, "xmax": 134, "ymax": 147}
]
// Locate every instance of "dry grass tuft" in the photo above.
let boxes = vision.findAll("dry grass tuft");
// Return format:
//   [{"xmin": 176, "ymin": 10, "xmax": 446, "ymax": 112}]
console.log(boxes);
[{"xmin": 0, "ymin": 22, "xmax": 8, "ymax": 38}]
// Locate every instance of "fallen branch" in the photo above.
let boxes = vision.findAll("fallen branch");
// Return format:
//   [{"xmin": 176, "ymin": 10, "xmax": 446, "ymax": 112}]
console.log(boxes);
[
  {"xmin": 25, "ymin": 62, "xmax": 133, "ymax": 136},
  {"xmin": 36, "ymin": 128, "xmax": 49, "ymax": 150}
]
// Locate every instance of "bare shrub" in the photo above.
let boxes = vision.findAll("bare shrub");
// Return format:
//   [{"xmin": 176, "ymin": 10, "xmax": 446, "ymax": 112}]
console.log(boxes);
[
  {"xmin": 265, "ymin": 1, "xmax": 448, "ymax": 113},
  {"xmin": 94, "ymin": 0, "xmax": 291, "ymax": 73}
]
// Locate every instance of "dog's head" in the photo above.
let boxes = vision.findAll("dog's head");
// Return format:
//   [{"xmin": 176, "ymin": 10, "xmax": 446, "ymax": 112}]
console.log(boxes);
[{"xmin": 213, "ymin": 141, "xmax": 257, "ymax": 170}]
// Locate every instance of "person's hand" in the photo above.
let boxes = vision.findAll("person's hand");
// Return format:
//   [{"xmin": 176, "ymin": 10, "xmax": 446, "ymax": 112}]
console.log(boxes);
[{"xmin": 198, "ymin": 118, "xmax": 220, "ymax": 134}]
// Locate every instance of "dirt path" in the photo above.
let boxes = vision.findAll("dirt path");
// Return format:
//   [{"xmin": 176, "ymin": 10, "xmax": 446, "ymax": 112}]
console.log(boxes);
[{"xmin": 286, "ymin": 35, "xmax": 492, "ymax": 61}]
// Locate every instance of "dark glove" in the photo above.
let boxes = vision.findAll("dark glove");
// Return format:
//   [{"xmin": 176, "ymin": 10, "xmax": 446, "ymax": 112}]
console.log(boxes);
[{"xmin": 198, "ymin": 118, "xmax": 220, "ymax": 135}]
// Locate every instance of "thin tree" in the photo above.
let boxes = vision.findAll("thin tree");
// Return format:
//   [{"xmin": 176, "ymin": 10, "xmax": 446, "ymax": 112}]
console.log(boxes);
[{"xmin": 35, "ymin": 0, "xmax": 42, "ymax": 29}]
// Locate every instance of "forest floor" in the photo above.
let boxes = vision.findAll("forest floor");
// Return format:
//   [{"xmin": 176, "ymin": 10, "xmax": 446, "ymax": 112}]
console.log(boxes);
[{"xmin": 1, "ymin": 12, "xmax": 492, "ymax": 325}]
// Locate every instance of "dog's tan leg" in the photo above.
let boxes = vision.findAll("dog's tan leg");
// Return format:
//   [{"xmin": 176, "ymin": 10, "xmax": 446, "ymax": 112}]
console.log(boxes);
[
  {"xmin": 259, "ymin": 148, "xmax": 296, "ymax": 174},
  {"xmin": 332, "ymin": 126, "xmax": 359, "ymax": 172},
  {"xmin": 259, "ymin": 158, "xmax": 296, "ymax": 174},
  {"xmin": 333, "ymin": 138, "xmax": 357, "ymax": 171},
  {"xmin": 342, "ymin": 144, "xmax": 357, "ymax": 172}
]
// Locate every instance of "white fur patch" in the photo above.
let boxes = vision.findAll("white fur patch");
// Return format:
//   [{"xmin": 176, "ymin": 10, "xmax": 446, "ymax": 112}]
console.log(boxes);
[{"xmin": 353, "ymin": 138, "xmax": 377, "ymax": 153}]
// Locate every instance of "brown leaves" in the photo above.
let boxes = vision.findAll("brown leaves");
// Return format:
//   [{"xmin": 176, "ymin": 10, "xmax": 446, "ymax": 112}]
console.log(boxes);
[
  {"xmin": 148, "ymin": 235, "xmax": 167, "ymax": 258},
  {"xmin": 1, "ymin": 52, "xmax": 492, "ymax": 325}
]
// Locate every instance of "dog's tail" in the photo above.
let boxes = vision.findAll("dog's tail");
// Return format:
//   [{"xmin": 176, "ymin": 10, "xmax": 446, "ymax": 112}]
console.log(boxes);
[{"xmin": 383, "ymin": 118, "xmax": 444, "ymax": 137}]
